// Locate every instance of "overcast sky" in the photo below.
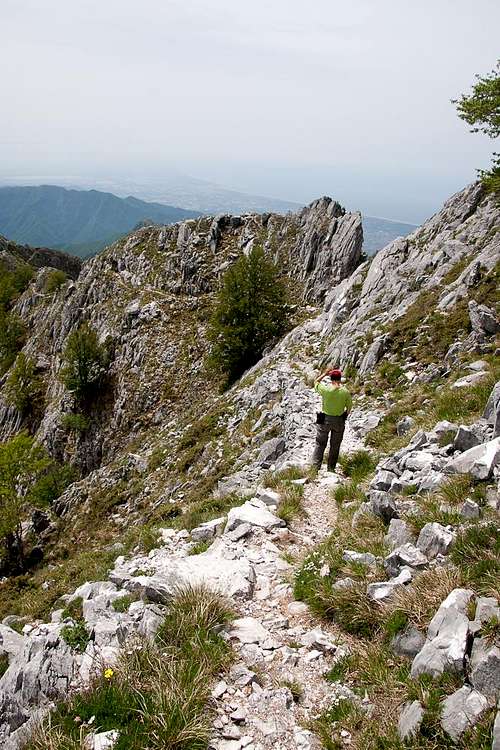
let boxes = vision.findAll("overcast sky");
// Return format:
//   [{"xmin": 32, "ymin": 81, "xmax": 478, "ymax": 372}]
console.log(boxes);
[{"xmin": 1, "ymin": 0, "xmax": 499, "ymax": 222}]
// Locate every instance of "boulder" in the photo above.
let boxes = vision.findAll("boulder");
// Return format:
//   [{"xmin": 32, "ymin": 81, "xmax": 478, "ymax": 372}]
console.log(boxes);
[
  {"xmin": 467, "ymin": 359, "xmax": 489, "ymax": 372},
  {"xmin": 470, "ymin": 640, "xmax": 500, "ymax": 700},
  {"xmin": 227, "ymin": 617, "xmax": 278, "ymax": 649},
  {"xmin": 441, "ymin": 686, "xmax": 488, "ymax": 741},
  {"xmin": 446, "ymin": 437, "xmax": 500, "ymax": 480},
  {"xmin": 385, "ymin": 519, "xmax": 415, "ymax": 550},
  {"xmin": 191, "ymin": 517, "xmax": 225, "ymax": 542},
  {"xmin": 452, "ymin": 371, "xmax": 490, "ymax": 389},
  {"xmin": 398, "ymin": 700, "xmax": 424, "ymax": 741},
  {"xmin": 483, "ymin": 380, "xmax": 500, "ymax": 437},
  {"xmin": 0, "ymin": 626, "xmax": 25, "ymax": 661},
  {"xmin": 460, "ymin": 499, "xmax": 480, "ymax": 519},
  {"xmin": 225, "ymin": 499, "xmax": 284, "ymax": 534},
  {"xmin": 397, "ymin": 416, "xmax": 416, "ymax": 436},
  {"xmin": 370, "ymin": 470, "xmax": 397, "ymax": 492},
  {"xmin": 453, "ymin": 425, "xmax": 482, "ymax": 453},
  {"xmin": 342, "ymin": 550, "xmax": 377, "ymax": 567},
  {"xmin": 366, "ymin": 567, "xmax": 412, "ymax": 602},
  {"xmin": 384, "ymin": 543, "xmax": 428, "ymax": 577},
  {"xmin": 370, "ymin": 491, "xmax": 398, "ymax": 522},
  {"xmin": 258, "ymin": 438, "xmax": 286, "ymax": 467},
  {"xmin": 84, "ymin": 730, "xmax": 120, "ymax": 750},
  {"xmin": 411, "ymin": 588, "xmax": 473, "ymax": 678},
  {"xmin": 416, "ymin": 522, "xmax": 454, "ymax": 559},
  {"xmin": 468, "ymin": 300, "xmax": 499, "ymax": 335},
  {"xmin": 255, "ymin": 488, "xmax": 281, "ymax": 507},
  {"xmin": 112, "ymin": 545, "xmax": 255, "ymax": 601},
  {"xmin": 391, "ymin": 626, "xmax": 426, "ymax": 659},
  {"xmin": 401, "ymin": 451, "xmax": 435, "ymax": 472}
]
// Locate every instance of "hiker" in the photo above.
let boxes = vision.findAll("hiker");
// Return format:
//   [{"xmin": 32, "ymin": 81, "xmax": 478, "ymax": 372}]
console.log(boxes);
[{"xmin": 312, "ymin": 367, "xmax": 352, "ymax": 472}]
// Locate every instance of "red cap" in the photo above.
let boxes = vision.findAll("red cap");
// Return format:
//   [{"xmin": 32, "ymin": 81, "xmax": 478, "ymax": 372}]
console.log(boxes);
[{"xmin": 328, "ymin": 369, "xmax": 342, "ymax": 380}]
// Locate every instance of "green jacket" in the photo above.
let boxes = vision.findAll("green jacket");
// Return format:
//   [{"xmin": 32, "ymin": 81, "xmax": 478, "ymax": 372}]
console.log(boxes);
[{"xmin": 314, "ymin": 382, "xmax": 352, "ymax": 416}]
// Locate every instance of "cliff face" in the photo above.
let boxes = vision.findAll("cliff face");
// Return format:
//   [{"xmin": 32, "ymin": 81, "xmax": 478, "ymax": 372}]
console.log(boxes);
[{"xmin": 0, "ymin": 235, "xmax": 82, "ymax": 279}]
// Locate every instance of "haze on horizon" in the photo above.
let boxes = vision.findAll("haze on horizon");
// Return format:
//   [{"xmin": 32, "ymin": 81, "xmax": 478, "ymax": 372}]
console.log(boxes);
[{"xmin": 1, "ymin": 0, "xmax": 499, "ymax": 224}]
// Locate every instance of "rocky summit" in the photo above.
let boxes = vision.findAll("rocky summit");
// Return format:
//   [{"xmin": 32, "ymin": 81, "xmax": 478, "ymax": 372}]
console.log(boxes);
[{"xmin": 0, "ymin": 183, "xmax": 499, "ymax": 750}]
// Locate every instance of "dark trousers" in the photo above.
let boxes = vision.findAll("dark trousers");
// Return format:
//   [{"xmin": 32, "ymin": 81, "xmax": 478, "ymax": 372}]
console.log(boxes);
[{"xmin": 312, "ymin": 415, "xmax": 345, "ymax": 471}]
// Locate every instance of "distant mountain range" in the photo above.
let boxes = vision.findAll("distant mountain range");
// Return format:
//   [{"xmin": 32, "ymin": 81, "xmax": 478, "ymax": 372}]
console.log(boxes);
[
  {"xmin": 0, "ymin": 182, "xmax": 418, "ymax": 258},
  {"xmin": 0, "ymin": 185, "xmax": 199, "ymax": 257}
]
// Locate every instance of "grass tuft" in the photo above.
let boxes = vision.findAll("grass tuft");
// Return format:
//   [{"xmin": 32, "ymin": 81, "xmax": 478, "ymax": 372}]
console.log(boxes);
[
  {"xmin": 27, "ymin": 585, "xmax": 233, "ymax": 750},
  {"xmin": 450, "ymin": 522, "xmax": 500, "ymax": 595}
]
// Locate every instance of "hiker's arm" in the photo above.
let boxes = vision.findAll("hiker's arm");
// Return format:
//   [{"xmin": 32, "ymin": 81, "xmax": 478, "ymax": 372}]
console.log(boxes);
[{"xmin": 315, "ymin": 368, "xmax": 331, "ymax": 384}]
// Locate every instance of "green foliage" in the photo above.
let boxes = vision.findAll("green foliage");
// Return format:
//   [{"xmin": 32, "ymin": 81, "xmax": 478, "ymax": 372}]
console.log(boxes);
[
  {"xmin": 454, "ymin": 61, "xmax": 500, "ymax": 194},
  {"xmin": 61, "ymin": 412, "xmax": 90, "ymax": 433},
  {"xmin": 0, "ymin": 260, "xmax": 34, "ymax": 308},
  {"xmin": 480, "ymin": 615, "xmax": 500, "ymax": 646},
  {"xmin": 112, "ymin": 593, "xmax": 138, "ymax": 613},
  {"xmin": 450, "ymin": 522, "xmax": 499, "ymax": 593},
  {"xmin": 277, "ymin": 483, "xmax": 304, "ymax": 525},
  {"xmin": 0, "ymin": 652, "xmax": 9, "ymax": 677},
  {"xmin": 44, "ymin": 269, "xmax": 67, "ymax": 293},
  {"xmin": 61, "ymin": 596, "xmax": 84, "ymax": 621},
  {"xmin": 60, "ymin": 620, "xmax": 90, "ymax": 652},
  {"xmin": 378, "ymin": 360, "xmax": 404, "ymax": 386},
  {"xmin": 29, "ymin": 461, "xmax": 76, "ymax": 507},
  {"xmin": 207, "ymin": 246, "xmax": 290, "ymax": 383},
  {"xmin": 338, "ymin": 450, "xmax": 377, "ymax": 482},
  {"xmin": 188, "ymin": 539, "xmax": 213, "ymax": 555},
  {"xmin": 0, "ymin": 309, "xmax": 26, "ymax": 375},
  {"xmin": 325, "ymin": 654, "xmax": 353, "ymax": 683},
  {"xmin": 60, "ymin": 321, "xmax": 108, "ymax": 404},
  {"xmin": 4, "ymin": 353, "xmax": 44, "ymax": 418},
  {"xmin": 0, "ymin": 433, "xmax": 49, "ymax": 571},
  {"xmin": 263, "ymin": 465, "xmax": 312, "ymax": 487},
  {"xmin": 333, "ymin": 480, "xmax": 364, "ymax": 506},
  {"xmin": 383, "ymin": 609, "xmax": 409, "ymax": 639}
]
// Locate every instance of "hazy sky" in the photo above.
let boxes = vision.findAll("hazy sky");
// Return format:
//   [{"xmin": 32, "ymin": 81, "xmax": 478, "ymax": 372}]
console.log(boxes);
[{"xmin": 1, "ymin": 0, "xmax": 499, "ymax": 222}]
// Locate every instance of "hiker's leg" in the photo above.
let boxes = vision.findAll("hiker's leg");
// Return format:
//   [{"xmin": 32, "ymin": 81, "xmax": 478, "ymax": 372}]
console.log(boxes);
[
  {"xmin": 327, "ymin": 419, "xmax": 345, "ymax": 471},
  {"xmin": 312, "ymin": 424, "xmax": 329, "ymax": 469}
]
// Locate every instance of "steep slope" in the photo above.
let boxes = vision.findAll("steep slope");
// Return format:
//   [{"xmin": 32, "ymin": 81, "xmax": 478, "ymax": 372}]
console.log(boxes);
[
  {"xmin": 0, "ymin": 235, "xmax": 82, "ymax": 279},
  {"xmin": 0, "ymin": 183, "xmax": 498, "ymax": 750},
  {"xmin": 0, "ymin": 185, "xmax": 200, "ymax": 256}
]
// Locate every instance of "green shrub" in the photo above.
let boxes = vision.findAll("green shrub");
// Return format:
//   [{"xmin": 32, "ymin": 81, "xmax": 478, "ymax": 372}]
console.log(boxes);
[
  {"xmin": 188, "ymin": 539, "xmax": 213, "ymax": 555},
  {"xmin": 0, "ymin": 310, "xmax": 26, "ymax": 375},
  {"xmin": 44, "ymin": 269, "xmax": 67, "ymax": 293},
  {"xmin": 0, "ymin": 433, "xmax": 50, "ymax": 572},
  {"xmin": 4, "ymin": 353, "xmax": 44, "ymax": 417},
  {"xmin": 29, "ymin": 462, "xmax": 76, "ymax": 507},
  {"xmin": 61, "ymin": 412, "xmax": 90, "ymax": 433},
  {"xmin": 277, "ymin": 483, "xmax": 304, "ymax": 524},
  {"xmin": 60, "ymin": 620, "xmax": 90, "ymax": 652},
  {"xmin": 333, "ymin": 480, "xmax": 364, "ymax": 506},
  {"xmin": 338, "ymin": 450, "xmax": 377, "ymax": 482},
  {"xmin": 60, "ymin": 322, "xmax": 109, "ymax": 404},
  {"xmin": 207, "ymin": 246, "xmax": 290, "ymax": 384}
]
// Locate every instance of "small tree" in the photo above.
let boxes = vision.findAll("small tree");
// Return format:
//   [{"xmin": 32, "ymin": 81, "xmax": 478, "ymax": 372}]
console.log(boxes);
[
  {"xmin": 60, "ymin": 322, "xmax": 108, "ymax": 405},
  {"xmin": 0, "ymin": 310, "xmax": 26, "ymax": 375},
  {"xmin": 4, "ymin": 353, "xmax": 44, "ymax": 419},
  {"xmin": 0, "ymin": 433, "xmax": 48, "ymax": 572},
  {"xmin": 454, "ymin": 61, "xmax": 500, "ymax": 194},
  {"xmin": 208, "ymin": 246, "xmax": 290, "ymax": 384}
]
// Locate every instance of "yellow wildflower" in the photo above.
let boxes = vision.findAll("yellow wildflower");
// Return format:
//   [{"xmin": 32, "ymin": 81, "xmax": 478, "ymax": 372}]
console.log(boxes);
[{"xmin": 104, "ymin": 668, "xmax": 114, "ymax": 680}]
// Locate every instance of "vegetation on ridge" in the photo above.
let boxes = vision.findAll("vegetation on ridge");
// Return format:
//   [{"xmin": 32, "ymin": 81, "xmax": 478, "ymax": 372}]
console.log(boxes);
[{"xmin": 454, "ymin": 59, "xmax": 500, "ymax": 194}]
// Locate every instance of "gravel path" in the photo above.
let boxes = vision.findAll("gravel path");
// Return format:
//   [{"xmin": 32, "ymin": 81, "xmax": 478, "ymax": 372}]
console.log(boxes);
[{"xmin": 210, "ymin": 423, "xmax": 365, "ymax": 750}]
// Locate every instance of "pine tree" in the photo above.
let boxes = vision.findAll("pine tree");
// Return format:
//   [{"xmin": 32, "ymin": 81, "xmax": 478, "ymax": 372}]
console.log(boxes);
[
  {"xmin": 208, "ymin": 246, "xmax": 289, "ymax": 384},
  {"xmin": 60, "ymin": 322, "xmax": 108, "ymax": 405}
]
